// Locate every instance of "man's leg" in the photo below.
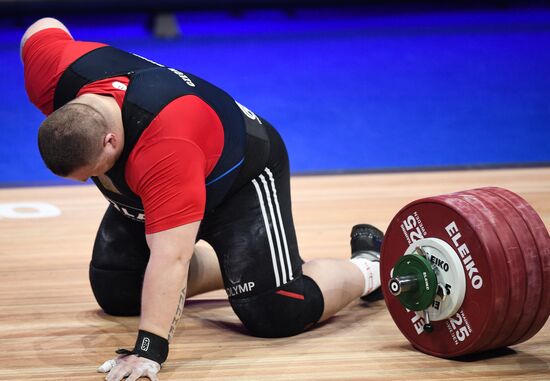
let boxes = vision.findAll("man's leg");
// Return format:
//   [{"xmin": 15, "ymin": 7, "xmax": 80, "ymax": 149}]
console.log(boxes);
[
  {"xmin": 199, "ymin": 121, "xmax": 382, "ymax": 337},
  {"xmin": 302, "ymin": 259, "xmax": 365, "ymax": 321},
  {"xmin": 187, "ymin": 242, "xmax": 224, "ymax": 298},
  {"xmin": 90, "ymin": 205, "xmax": 150, "ymax": 316},
  {"xmin": 90, "ymin": 206, "xmax": 224, "ymax": 316},
  {"xmin": 198, "ymin": 128, "xmax": 324, "ymax": 337},
  {"xmin": 304, "ymin": 224, "xmax": 384, "ymax": 321},
  {"xmin": 202, "ymin": 164, "xmax": 368, "ymax": 337}
]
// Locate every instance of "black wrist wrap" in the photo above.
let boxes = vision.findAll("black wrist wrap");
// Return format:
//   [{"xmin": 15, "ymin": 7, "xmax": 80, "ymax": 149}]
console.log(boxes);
[{"xmin": 117, "ymin": 330, "xmax": 169, "ymax": 364}]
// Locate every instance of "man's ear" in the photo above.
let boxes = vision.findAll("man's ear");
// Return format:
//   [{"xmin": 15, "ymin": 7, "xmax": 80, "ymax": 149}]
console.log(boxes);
[{"xmin": 104, "ymin": 133, "xmax": 118, "ymax": 149}]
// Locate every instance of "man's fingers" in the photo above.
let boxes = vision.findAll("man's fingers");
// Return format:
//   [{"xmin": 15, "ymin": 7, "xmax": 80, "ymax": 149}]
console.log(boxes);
[
  {"xmin": 125, "ymin": 369, "xmax": 144, "ymax": 381},
  {"xmin": 146, "ymin": 368, "xmax": 160, "ymax": 381},
  {"xmin": 106, "ymin": 366, "xmax": 132, "ymax": 381},
  {"xmin": 127, "ymin": 363, "xmax": 160, "ymax": 381},
  {"xmin": 98, "ymin": 359, "xmax": 117, "ymax": 373}
]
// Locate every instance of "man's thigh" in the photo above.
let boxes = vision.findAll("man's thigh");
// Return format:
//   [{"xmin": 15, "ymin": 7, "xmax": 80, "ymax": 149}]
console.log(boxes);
[{"xmin": 199, "ymin": 165, "xmax": 303, "ymax": 299}]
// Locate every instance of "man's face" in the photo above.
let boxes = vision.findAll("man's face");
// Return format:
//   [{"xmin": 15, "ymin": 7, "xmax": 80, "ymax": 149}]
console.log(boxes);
[
  {"xmin": 67, "ymin": 152, "xmax": 115, "ymax": 182},
  {"xmin": 66, "ymin": 129, "xmax": 122, "ymax": 182}
]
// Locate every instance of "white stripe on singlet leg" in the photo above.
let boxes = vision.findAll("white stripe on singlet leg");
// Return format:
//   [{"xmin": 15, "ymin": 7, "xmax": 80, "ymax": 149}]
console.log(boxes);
[
  {"xmin": 265, "ymin": 167, "xmax": 293, "ymax": 281},
  {"xmin": 259, "ymin": 173, "xmax": 288, "ymax": 284},
  {"xmin": 252, "ymin": 178, "xmax": 281, "ymax": 287}
]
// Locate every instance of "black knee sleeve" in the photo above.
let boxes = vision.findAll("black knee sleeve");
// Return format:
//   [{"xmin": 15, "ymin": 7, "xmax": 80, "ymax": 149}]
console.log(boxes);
[
  {"xmin": 90, "ymin": 205, "xmax": 150, "ymax": 316},
  {"xmin": 89, "ymin": 265, "xmax": 143, "ymax": 316},
  {"xmin": 230, "ymin": 275, "xmax": 324, "ymax": 338},
  {"xmin": 92, "ymin": 205, "xmax": 149, "ymax": 270}
]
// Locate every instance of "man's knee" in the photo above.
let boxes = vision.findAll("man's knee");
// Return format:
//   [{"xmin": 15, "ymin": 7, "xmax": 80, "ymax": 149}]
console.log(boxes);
[
  {"xmin": 90, "ymin": 205, "xmax": 149, "ymax": 316},
  {"xmin": 89, "ymin": 264, "xmax": 143, "ymax": 316},
  {"xmin": 230, "ymin": 275, "xmax": 324, "ymax": 338}
]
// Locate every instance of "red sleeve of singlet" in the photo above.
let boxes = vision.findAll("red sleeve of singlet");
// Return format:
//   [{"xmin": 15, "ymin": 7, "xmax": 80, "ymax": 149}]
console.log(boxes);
[
  {"xmin": 21, "ymin": 28, "xmax": 106, "ymax": 115},
  {"xmin": 125, "ymin": 95, "xmax": 224, "ymax": 234},
  {"xmin": 77, "ymin": 76, "xmax": 130, "ymax": 109}
]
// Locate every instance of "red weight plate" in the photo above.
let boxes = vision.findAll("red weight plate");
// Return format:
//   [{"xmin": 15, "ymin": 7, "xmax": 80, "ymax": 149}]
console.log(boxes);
[
  {"xmin": 485, "ymin": 187, "xmax": 550, "ymax": 344},
  {"xmin": 381, "ymin": 197, "xmax": 500, "ymax": 357},
  {"xmin": 461, "ymin": 190, "xmax": 527, "ymax": 351},
  {"xmin": 432, "ymin": 193, "xmax": 510, "ymax": 354},
  {"xmin": 474, "ymin": 188, "xmax": 542, "ymax": 347}
]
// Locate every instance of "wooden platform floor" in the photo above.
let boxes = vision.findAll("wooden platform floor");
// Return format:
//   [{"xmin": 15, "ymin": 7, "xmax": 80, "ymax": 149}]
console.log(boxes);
[{"xmin": 0, "ymin": 167, "xmax": 549, "ymax": 380}]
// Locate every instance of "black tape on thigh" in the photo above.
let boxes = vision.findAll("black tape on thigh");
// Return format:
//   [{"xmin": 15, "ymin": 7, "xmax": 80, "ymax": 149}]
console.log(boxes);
[
  {"xmin": 230, "ymin": 274, "xmax": 324, "ymax": 338},
  {"xmin": 89, "ymin": 265, "xmax": 143, "ymax": 316}
]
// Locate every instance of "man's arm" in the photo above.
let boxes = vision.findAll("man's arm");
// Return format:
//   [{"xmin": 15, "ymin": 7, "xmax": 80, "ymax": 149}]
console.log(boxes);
[
  {"xmin": 98, "ymin": 221, "xmax": 200, "ymax": 381},
  {"xmin": 20, "ymin": 17, "xmax": 72, "ymax": 60},
  {"xmin": 141, "ymin": 220, "xmax": 201, "ymax": 342}
]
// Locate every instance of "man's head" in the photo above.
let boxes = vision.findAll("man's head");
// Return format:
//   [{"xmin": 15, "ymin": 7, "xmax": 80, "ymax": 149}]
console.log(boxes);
[{"xmin": 38, "ymin": 99, "xmax": 121, "ymax": 181}]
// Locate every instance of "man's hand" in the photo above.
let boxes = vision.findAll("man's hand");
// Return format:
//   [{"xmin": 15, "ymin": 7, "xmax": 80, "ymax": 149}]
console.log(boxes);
[{"xmin": 98, "ymin": 354, "xmax": 160, "ymax": 381}]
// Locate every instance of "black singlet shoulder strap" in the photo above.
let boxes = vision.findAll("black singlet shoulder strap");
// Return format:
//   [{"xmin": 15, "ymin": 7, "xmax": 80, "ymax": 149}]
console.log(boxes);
[{"xmin": 53, "ymin": 46, "xmax": 159, "ymax": 110}]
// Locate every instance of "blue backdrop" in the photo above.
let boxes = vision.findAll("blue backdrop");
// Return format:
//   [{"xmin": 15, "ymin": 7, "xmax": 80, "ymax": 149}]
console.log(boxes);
[{"xmin": 0, "ymin": 7, "xmax": 549, "ymax": 186}]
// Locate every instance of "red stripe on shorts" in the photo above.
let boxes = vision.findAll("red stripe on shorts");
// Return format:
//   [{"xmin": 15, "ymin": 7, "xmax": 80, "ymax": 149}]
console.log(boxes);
[{"xmin": 276, "ymin": 290, "xmax": 305, "ymax": 300}]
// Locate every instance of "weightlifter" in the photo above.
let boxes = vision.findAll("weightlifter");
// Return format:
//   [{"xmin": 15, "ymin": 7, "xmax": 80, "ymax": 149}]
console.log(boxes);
[{"xmin": 21, "ymin": 17, "xmax": 384, "ymax": 381}]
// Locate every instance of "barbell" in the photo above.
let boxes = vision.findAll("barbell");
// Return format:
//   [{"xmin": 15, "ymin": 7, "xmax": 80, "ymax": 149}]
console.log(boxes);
[{"xmin": 380, "ymin": 187, "xmax": 550, "ymax": 358}]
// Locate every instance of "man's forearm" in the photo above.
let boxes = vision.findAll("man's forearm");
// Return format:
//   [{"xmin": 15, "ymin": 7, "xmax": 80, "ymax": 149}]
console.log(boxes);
[
  {"xmin": 168, "ymin": 285, "xmax": 187, "ymax": 341},
  {"xmin": 138, "ymin": 222, "xmax": 201, "ymax": 345},
  {"xmin": 139, "ymin": 253, "xmax": 191, "ymax": 340}
]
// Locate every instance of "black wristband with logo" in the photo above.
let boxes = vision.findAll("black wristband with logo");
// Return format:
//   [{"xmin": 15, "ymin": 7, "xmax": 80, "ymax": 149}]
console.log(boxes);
[{"xmin": 116, "ymin": 330, "xmax": 169, "ymax": 364}]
